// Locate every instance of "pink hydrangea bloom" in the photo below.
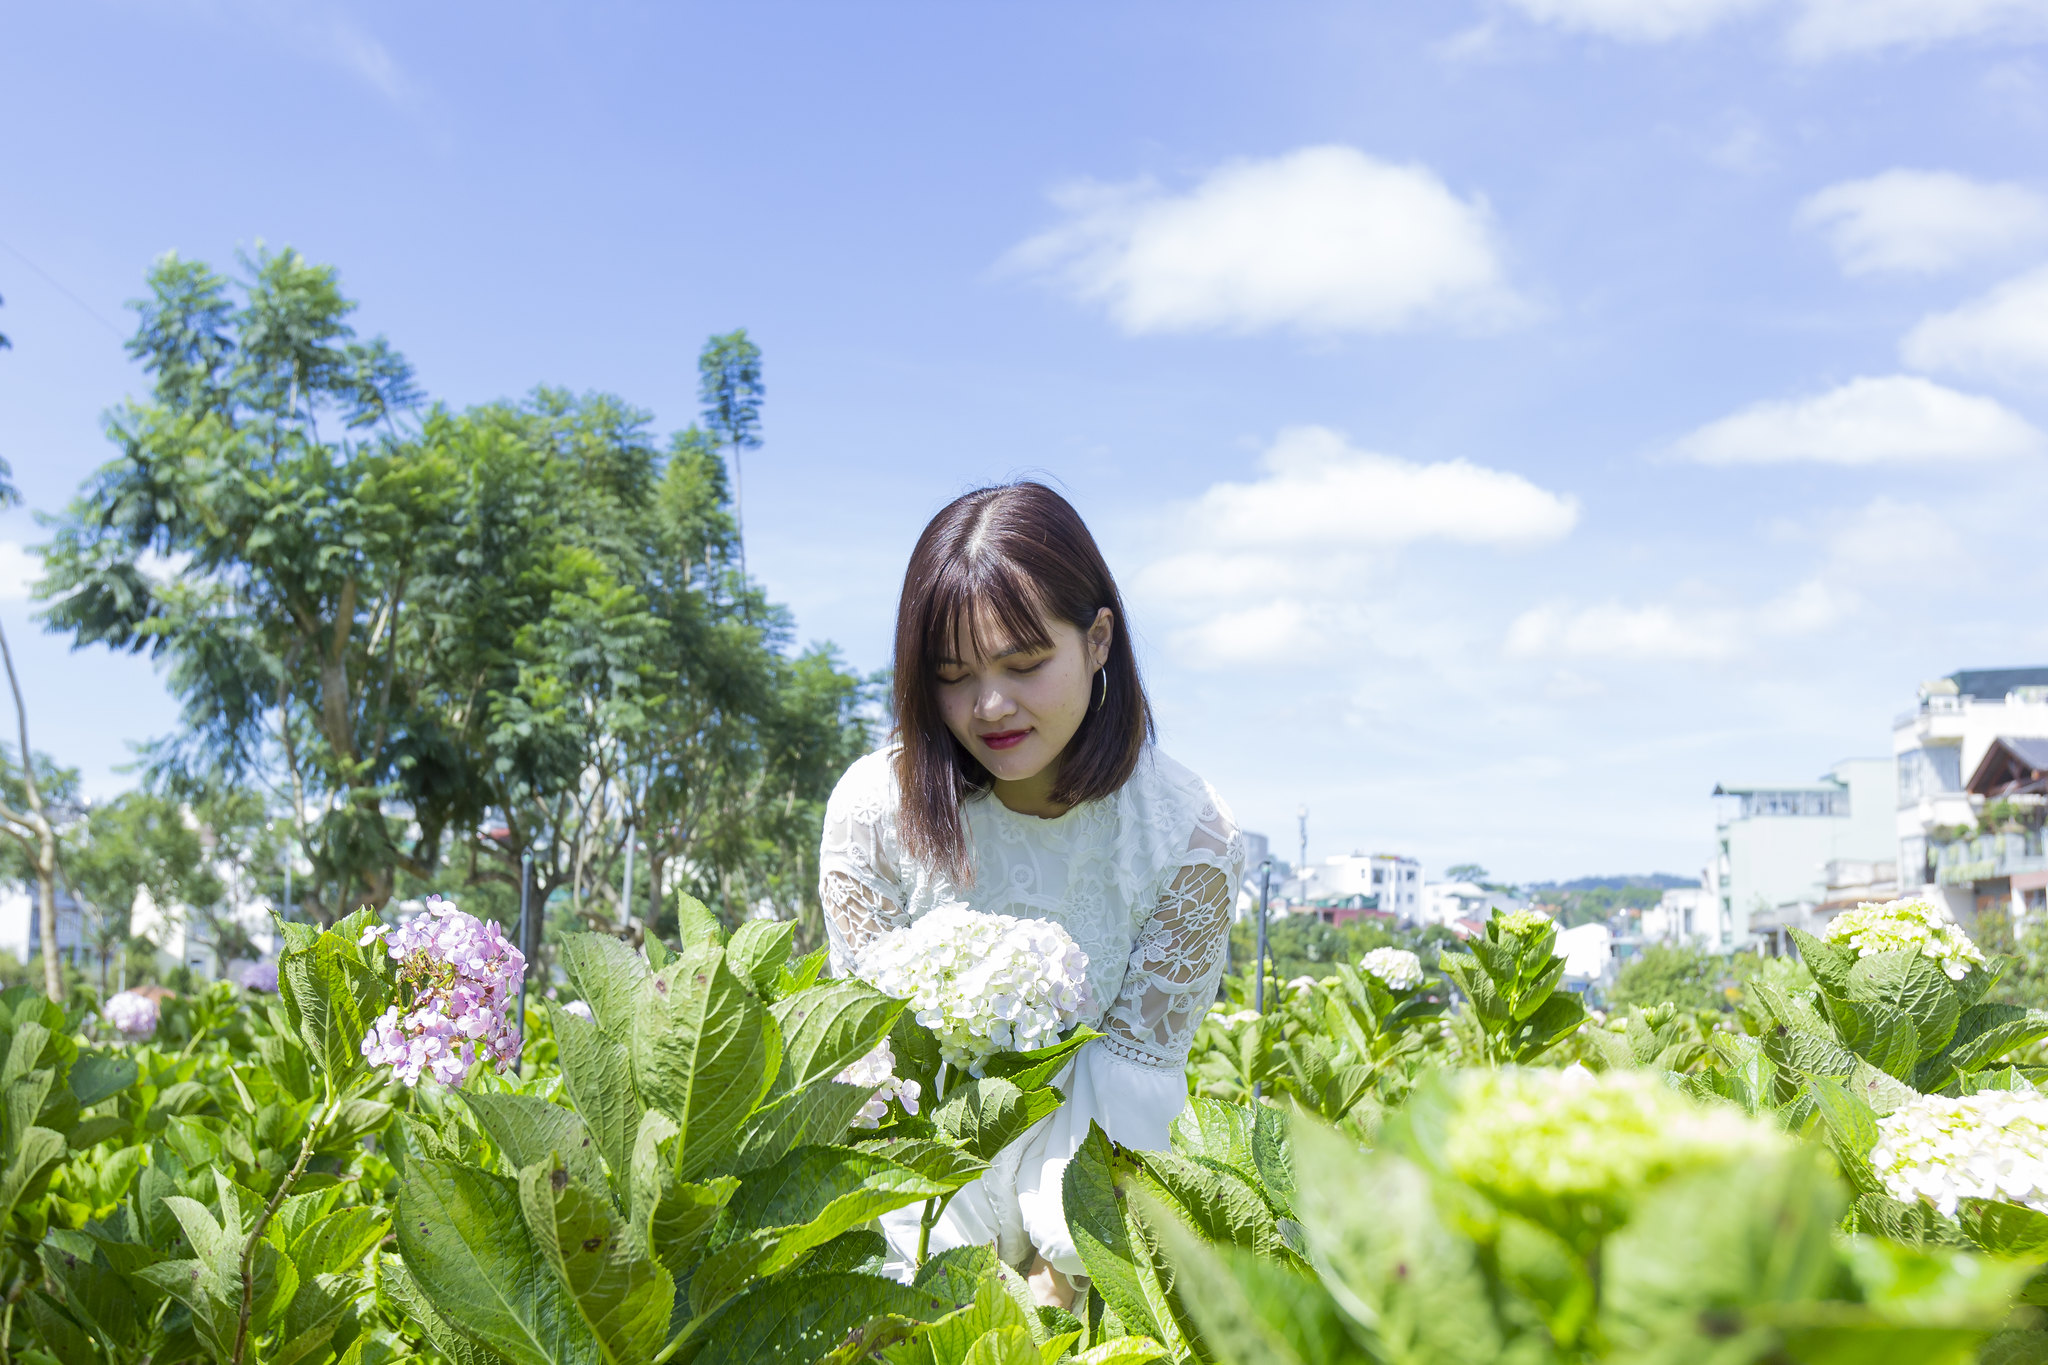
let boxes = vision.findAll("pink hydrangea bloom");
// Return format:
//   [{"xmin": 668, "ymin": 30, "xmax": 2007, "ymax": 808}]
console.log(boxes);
[{"xmin": 359, "ymin": 897, "xmax": 525, "ymax": 1086}]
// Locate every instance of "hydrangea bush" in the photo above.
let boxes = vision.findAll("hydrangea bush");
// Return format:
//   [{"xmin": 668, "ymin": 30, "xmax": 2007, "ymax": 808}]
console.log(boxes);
[
  {"xmin": 1825, "ymin": 896, "xmax": 1987, "ymax": 981},
  {"xmin": 103, "ymin": 989, "xmax": 159, "ymax": 1039}
]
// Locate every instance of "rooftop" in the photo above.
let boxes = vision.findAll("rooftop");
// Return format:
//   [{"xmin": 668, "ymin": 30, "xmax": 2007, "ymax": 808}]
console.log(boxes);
[{"xmin": 1940, "ymin": 667, "xmax": 2048, "ymax": 701}]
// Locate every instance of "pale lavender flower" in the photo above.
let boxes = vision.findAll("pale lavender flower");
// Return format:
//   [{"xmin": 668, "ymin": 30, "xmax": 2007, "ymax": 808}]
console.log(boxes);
[
  {"xmin": 359, "ymin": 897, "xmax": 525, "ymax": 1086},
  {"xmin": 562, "ymin": 999, "xmax": 594, "ymax": 1022},
  {"xmin": 105, "ymin": 991, "xmax": 159, "ymax": 1040},
  {"xmin": 236, "ymin": 960, "xmax": 279, "ymax": 993}
]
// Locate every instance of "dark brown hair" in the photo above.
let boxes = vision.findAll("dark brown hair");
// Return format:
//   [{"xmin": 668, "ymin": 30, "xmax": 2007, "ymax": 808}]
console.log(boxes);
[{"xmin": 893, "ymin": 482, "xmax": 1153, "ymax": 882}]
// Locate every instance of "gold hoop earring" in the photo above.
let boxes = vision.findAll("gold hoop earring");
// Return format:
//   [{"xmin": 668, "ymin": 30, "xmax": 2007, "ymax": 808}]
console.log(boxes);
[{"xmin": 1095, "ymin": 668, "xmax": 1108, "ymax": 712}]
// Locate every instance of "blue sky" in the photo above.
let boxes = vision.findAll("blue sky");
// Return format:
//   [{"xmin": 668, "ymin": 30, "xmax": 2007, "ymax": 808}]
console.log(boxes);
[{"xmin": 5, "ymin": 0, "xmax": 2048, "ymax": 883}]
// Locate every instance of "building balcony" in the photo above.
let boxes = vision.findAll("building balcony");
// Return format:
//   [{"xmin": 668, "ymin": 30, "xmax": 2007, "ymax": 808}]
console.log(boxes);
[{"xmin": 1933, "ymin": 830, "xmax": 2045, "ymax": 887}]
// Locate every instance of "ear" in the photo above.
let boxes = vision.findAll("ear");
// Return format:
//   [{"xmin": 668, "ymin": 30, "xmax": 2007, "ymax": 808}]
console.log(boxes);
[{"xmin": 1087, "ymin": 607, "xmax": 1114, "ymax": 669}]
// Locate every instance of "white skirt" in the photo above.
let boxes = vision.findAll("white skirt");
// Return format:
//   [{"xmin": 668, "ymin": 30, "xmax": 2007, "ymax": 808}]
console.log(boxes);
[{"xmin": 879, "ymin": 1038, "xmax": 1186, "ymax": 1277}]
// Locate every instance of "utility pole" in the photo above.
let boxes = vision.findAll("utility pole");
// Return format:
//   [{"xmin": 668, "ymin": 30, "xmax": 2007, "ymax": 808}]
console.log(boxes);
[
  {"xmin": 1296, "ymin": 804, "xmax": 1309, "ymax": 912},
  {"xmin": 1254, "ymin": 857, "xmax": 1273, "ymax": 1101},
  {"xmin": 517, "ymin": 850, "xmax": 532, "ymax": 1046}
]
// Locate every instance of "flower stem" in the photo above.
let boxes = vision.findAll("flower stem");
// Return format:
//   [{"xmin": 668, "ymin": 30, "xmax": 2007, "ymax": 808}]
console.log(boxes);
[{"xmin": 230, "ymin": 1092, "xmax": 331, "ymax": 1365}]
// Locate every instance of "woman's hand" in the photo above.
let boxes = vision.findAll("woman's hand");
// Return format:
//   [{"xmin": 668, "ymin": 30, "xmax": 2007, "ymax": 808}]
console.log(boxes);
[{"xmin": 1026, "ymin": 1253, "xmax": 1077, "ymax": 1310}]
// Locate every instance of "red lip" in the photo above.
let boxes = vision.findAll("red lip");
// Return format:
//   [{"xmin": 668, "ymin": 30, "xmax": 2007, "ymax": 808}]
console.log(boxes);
[{"xmin": 980, "ymin": 729, "xmax": 1031, "ymax": 751}]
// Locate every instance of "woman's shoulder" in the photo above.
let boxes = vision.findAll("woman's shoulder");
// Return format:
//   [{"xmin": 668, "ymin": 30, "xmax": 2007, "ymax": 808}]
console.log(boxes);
[
  {"xmin": 1128, "ymin": 747, "xmax": 1237, "ymax": 836},
  {"xmin": 826, "ymin": 745, "xmax": 902, "ymax": 825}
]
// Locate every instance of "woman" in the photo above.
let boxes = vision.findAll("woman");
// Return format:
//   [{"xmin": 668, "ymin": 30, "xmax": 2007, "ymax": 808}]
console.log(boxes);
[{"xmin": 818, "ymin": 482, "xmax": 1244, "ymax": 1306}]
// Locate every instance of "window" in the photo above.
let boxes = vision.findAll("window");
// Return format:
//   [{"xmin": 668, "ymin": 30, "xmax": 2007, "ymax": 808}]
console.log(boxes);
[
  {"xmin": 1898, "ymin": 747, "xmax": 1963, "ymax": 805},
  {"xmin": 1740, "ymin": 789, "xmax": 1847, "ymax": 818},
  {"xmin": 1371, "ymin": 868, "xmax": 1385, "ymax": 885}
]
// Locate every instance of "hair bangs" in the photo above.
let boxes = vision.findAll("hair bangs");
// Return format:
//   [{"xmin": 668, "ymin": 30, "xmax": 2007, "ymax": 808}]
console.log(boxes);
[{"xmin": 925, "ymin": 553, "xmax": 1056, "ymax": 672}]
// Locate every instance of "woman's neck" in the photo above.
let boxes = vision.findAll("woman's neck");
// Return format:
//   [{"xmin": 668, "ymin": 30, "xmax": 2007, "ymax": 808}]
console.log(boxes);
[{"xmin": 992, "ymin": 762, "xmax": 1067, "ymax": 818}]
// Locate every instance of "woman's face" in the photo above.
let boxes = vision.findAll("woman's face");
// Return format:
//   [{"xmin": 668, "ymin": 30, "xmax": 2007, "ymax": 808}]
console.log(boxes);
[{"xmin": 936, "ymin": 606, "xmax": 1114, "ymax": 787}]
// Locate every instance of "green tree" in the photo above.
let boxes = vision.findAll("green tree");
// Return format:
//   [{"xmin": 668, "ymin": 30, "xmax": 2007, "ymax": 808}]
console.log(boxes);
[
  {"xmin": 1607, "ymin": 943, "xmax": 1720, "ymax": 1011},
  {"xmin": 39, "ymin": 248, "xmax": 448, "ymax": 920},
  {"xmin": 65, "ymin": 789, "xmax": 218, "ymax": 992},
  {"xmin": 698, "ymin": 328, "xmax": 763, "ymax": 582},
  {"xmin": 1444, "ymin": 863, "xmax": 1487, "ymax": 882},
  {"xmin": 0, "ymin": 463, "xmax": 70, "ymax": 1001}
]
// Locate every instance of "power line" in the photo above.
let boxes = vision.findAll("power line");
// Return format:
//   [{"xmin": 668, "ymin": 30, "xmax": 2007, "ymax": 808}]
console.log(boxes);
[{"xmin": 0, "ymin": 237, "xmax": 126, "ymax": 339}]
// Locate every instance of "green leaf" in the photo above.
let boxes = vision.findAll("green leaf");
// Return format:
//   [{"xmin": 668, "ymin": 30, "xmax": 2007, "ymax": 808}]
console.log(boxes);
[
  {"xmin": 1133, "ymin": 1151, "xmax": 1290, "ymax": 1260},
  {"xmin": 556, "ymin": 933, "xmax": 651, "ymax": 1044},
  {"xmin": 1063, "ymin": 1123, "xmax": 1192, "ymax": 1358},
  {"xmin": 932, "ymin": 1077, "xmax": 1062, "ymax": 1163},
  {"xmin": 1846, "ymin": 948, "xmax": 1961, "ymax": 1060},
  {"xmin": 1509, "ymin": 990, "xmax": 1586, "ymax": 1063},
  {"xmin": 1789, "ymin": 926, "xmax": 1856, "ymax": 996},
  {"xmin": 38, "ymin": 1237, "xmax": 138, "ymax": 1346},
  {"xmin": 284, "ymin": 1204, "xmax": 388, "ymax": 1278},
  {"xmin": 462, "ymin": 1091, "xmax": 608, "ymax": 1192},
  {"xmin": 963, "ymin": 1327, "xmax": 1038, "ymax": 1365},
  {"xmin": 777, "ymin": 948, "xmax": 829, "ymax": 1000},
  {"xmin": 383, "ymin": 1260, "xmax": 515, "ymax": 1365},
  {"xmin": 278, "ymin": 933, "xmax": 386, "ymax": 1084},
  {"xmin": 23, "ymin": 1292, "xmax": 98, "ymax": 1365},
  {"xmin": 1927, "ymin": 1004, "xmax": 2048, "ymax": 1083},
  {"xmin": 518, "ymin": 1156, "xmax": 674, "ymax": 1365},
  {"xmin": 1138, "ymin": 1192, "xmax": 1342, "ymax": 1365},
  {"xmin": 395, "ymin": 1156, "xmax": 604, "ymax": 1365},
  {"xmin": 631, "ymin": 944, "xmax": 779, "ymax": 1180},
  {"xmin": 1288, "ymin": 1115, "xmax": 1506, "ymax": 1364},
  {"xmin": 723, "ymin": 1142, "xmax": 952, "ymax": 1242},
  {"xmin": 913, "ymin": 1244, "xmax": 1005, "ymax": 1309},
  {"xmin": 731, "ymin": 1080, "xmax": 878, "ymax": 1173},
  {"xmin": 771, "ymin": 980, "xmax": 906, "ymax": 1093},
  {"xmin": 0, "ymin": 1126, "xmax": 66, "ymax": 1227},
  {"xmin": 1851, "ymin": 1194, "xmax": 1971, "ymax": 1249},
  {"xmin": 552, "ymin": 1006, "xmax": 639, "ymax": 1178},
  {"xmin": 274, "ymin": 1272, "xmax": 358, "ymax": 1365},
  {"xmin": 674, "ymin": 892, "xmax": 726, "ymax": 947},
  {"xmin": 686, "ymin": 1272, "xmax": 951, "ymax": 1365},
  {"xmin": 1822, "ymin": 997, "xmax": 1921, "ymax": 1079},
  {"xmin": 855, "ymin": 1137, "xmax": 991, "ymax": 1189},
  {"xmin": 979, "ymin": 1027, "xmax": 1101, "ymax": 1092},
  {"xmin": 68, "ymin": 1053, "xmax": 137, "ymax": 1108},
  {"xmin": 628, "ymin": 1113, "xmax": 739, "ymax": 1277},
  {"xmin": 1956, "ymin": 1199, "xmax": 2048, "ymax": 1258},
  {"xmin": 726, "ymin": 919, "xmax": 797, "ymax": 999}
]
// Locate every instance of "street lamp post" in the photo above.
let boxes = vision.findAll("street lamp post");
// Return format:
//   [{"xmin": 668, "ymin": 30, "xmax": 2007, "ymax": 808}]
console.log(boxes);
[{"xmin": 517, "ymin": 850, "xmax": 532, "ymax": 1047}]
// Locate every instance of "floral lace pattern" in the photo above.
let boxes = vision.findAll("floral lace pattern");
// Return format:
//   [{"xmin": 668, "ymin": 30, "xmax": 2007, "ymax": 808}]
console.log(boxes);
[{"xmin": 819, "ymin": 746, "xmax": 1244, "ymax": 1072}]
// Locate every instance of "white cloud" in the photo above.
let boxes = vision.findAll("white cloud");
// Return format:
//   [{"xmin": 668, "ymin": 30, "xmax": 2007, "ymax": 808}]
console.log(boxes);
[
  {"xmin": 1504, "ymin": 580, "xmax": 1853, "ymax": 660},
  {"xmin": 1006, "ymin": 146, "xmax": 1523, "ymax": 337},
  {"xmin": 1901, "ymin": 264, "xmax": 2048, "ymax": 386},
  {"xmin": 1499, "ymin": 0, "xmax": 1771, "ymax": 42},
  {"xmin": 1787, "ymin": 0, "xmax": 2048, "ymax": 57},
  {"xmin": 0, "ymin": 542, "xmax": 37, "ymax": 601},
  {"xmin": 1499, "ymin": 0, "xmax": 2048, "ymax": 54},
  {"xmin": 1671, "ymin": 375, "xmax": 2043, "ymax": 464},
  {"xmin": 1797, "ymin": 170, "xmax": 2048, "ymax": 274},
  {"xmin": 1133, "ymin": 427, "xmax": 1577, "ymax": 664}
]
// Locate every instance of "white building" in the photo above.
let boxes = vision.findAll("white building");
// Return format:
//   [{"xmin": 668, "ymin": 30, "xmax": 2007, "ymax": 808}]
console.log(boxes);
[
  {"xmin": 1642, "ymin": 885, "xmax": 1707, "ymax": 944},
  {"xmin": 1423, "ymin": 879, "xmax": 1528, "ymax": 929},
  {"xmin": 1702, "ymin": 757, "xmax": 1896, "ymax": 952},
  {"xmin": 1309, "ymin": 852, "xmax": 1421, "ymax": 921},
  {"xmin": 1892, "ymin": 668, "xmax": 2048, "ymax": 932}
]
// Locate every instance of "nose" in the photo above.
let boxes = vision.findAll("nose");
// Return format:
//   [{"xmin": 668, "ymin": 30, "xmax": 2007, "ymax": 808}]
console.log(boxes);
[{"xmin": 973, "ymin": 683, "xmax": 1015, "ymax": 723}]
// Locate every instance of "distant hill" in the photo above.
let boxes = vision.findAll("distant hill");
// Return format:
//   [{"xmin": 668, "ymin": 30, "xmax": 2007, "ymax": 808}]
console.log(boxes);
[{"xmin": 1527, "ymin": 874, "xmax": 1699, "ymax": 893}]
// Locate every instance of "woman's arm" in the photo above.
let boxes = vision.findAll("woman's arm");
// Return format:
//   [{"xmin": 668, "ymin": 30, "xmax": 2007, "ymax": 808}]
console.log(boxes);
[
  {"xmin": 818, "ymin": 761, "xmax": 910, "ymax": 969},
  {"xmin": 1100, "ymin": 826, "xmax": 1238, "ymax": 1071}
]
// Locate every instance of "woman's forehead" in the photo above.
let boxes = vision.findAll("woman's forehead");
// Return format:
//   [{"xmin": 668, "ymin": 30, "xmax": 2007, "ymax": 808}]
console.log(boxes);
[{"xmin": 942, "ymin": 601, "xmax": 1057, "ymax": 664}]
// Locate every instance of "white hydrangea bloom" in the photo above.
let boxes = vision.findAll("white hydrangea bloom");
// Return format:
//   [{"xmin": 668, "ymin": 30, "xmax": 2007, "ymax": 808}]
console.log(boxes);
[
  {"xmin": 1360, "ymin": 947, "xmax": 1424, "ymax": 991},
  {"xmin": 1286, "ymin": 975, "xmax": 1320, "ymax": 995},
  {"xmin": 1824, "ymin": 898, "xmax": 1986, "ymax": 982},
  {"xmin": 854, "ymin": 902, "xmax": 1090, "ymax": 1075},
  {"xmin": 834, "ymin": 1039, "xmax": 923, "ymax": 1128},
  {"xmin": 1872, "ymin": 1090, "xmax": 2048, "ymax": 1216}
]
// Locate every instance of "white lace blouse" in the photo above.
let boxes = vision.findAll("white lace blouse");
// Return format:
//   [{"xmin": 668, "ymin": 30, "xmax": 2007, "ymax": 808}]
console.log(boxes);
[{"xmin": 818, "ymin": 743, "xmax": 1244, "ymax": 1274}]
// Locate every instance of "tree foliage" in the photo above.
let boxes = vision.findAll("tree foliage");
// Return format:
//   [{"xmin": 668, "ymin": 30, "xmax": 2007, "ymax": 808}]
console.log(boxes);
[{"xmin": 36, "ymin": 250, "xmax": 866, "ymax": 947}]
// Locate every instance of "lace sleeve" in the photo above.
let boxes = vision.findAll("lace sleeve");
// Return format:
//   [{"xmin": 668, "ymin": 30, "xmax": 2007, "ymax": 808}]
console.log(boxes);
[
  {"xmin": 1101, "ymin": 811, "xmax": 1241, "ymax": 1072},
  {"xmin": 819, "ymin": 756, "xmax": 910, "ymax": 971}
]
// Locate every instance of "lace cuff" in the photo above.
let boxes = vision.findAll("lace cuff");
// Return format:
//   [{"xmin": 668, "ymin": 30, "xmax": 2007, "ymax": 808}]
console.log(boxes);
[{"xmin": 1101, "ymin": 848, "xmax": 1237, "ymax": 1071}]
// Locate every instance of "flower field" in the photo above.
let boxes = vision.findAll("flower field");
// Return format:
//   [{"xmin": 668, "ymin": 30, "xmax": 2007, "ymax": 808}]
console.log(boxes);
[{"xmin": 0, "ymin": 898, "xmax": 2044, "ymax": 1364}]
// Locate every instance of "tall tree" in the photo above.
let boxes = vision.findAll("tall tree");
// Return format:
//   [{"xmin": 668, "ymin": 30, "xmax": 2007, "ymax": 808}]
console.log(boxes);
[
  {"xmin": 697, "ymin": 330, "xmax": 762, "ymax": 583},
  {"xmin": 39, "ymin": 249, "xmax": 450, "ymax": 920}
]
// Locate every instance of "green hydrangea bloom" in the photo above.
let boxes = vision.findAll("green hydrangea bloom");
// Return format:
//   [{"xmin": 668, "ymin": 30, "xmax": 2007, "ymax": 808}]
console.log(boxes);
[
  {"xmin": 1445, "ymin": 1066, "xmax": 1783, "ymax": 1226},
  {"xmin": 1823, "ymin": 898, "xmax": 1985, "ymax": 982},
  {"xmin": 1495, "ymin": 909, "xmax": 1552, "ymax": 937}
]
